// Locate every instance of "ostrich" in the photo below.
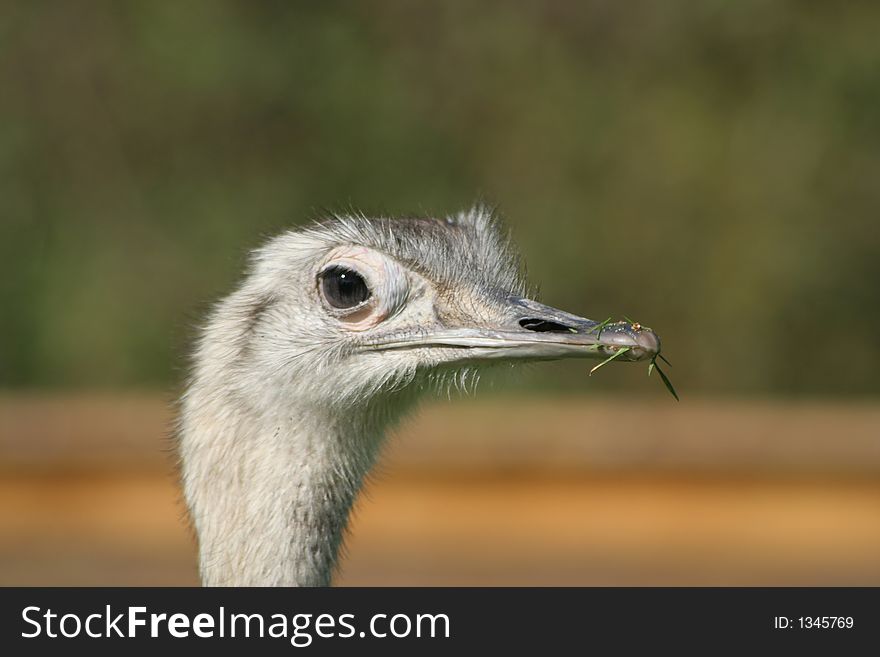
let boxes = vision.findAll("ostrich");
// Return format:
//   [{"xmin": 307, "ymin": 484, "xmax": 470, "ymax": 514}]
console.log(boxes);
[{"xmin": 179, "ymin": 207, "xmax": 659, "ymax": 586}]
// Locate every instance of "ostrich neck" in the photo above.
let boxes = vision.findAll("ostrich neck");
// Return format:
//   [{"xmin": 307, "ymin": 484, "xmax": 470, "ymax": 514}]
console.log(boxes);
[{"xmin": 181, "ymin": 396, "xmax": 399, "ymax": 586}]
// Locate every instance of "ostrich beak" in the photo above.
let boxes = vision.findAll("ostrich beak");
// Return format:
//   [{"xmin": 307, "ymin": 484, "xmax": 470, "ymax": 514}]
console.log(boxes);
[{"xmin": 368, "ymin": 296, "xmax": 660, "ymax": 364}]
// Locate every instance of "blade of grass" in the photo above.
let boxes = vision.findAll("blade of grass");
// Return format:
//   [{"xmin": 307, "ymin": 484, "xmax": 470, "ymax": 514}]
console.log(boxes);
[
  {"xmin": 648, "ymin": 359, "xmax": 655, "ymax": 377},
  {"xmin": 589, "ymin": 347, "xmax": 630, "ymax": 376},
  {"xmin": 589, "ymin": 317, "xmax": 612, "ymax": 337},
  {"xmin": 653, "ymin": 361, "xmax": 679, "ymax": 401},
  {"xmin": 658, "ymin": 353, "xmax": 672, "ymax": 367}
]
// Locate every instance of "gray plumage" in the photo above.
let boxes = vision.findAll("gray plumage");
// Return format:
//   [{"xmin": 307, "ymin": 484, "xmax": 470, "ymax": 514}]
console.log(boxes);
[{"xmin": 178, "ymin": 206, "xmax": 659, "ymax": 586}]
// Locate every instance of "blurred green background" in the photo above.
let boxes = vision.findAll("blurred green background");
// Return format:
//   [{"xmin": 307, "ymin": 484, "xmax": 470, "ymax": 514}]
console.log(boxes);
[
  {"xmin": 2, "ymin": 0, "xmax": 879, "ymax": 395},
  {"xmin": 2, "ymin": 1, "xmax": 880, "ymax": 588}
]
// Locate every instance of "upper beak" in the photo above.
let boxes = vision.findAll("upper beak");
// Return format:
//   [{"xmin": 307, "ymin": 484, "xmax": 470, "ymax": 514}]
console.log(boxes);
[{"xmin": 368, "ymin": 296, "xmax": 660, "ymax": 364}]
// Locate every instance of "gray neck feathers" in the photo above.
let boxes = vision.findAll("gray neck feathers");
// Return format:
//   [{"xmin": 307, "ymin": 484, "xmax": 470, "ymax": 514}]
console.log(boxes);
[{"xmin": 180, "ymin": 389, "xmax": 401, "ymax": 586}]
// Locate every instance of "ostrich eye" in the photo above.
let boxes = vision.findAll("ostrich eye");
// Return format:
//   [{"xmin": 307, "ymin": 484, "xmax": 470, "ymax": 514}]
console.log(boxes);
[{"xmin": 319, "ymin": 266, "xmax": 371, "ymax": 310}]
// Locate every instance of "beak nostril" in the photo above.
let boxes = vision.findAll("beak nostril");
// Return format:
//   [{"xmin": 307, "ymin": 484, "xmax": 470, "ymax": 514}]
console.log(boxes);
[{"xmin": 519, "ymin": 318, "xmax": 575, "ymax": 333}]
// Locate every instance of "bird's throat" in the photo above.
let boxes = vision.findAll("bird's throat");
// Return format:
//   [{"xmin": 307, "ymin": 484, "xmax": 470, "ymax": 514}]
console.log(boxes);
[{"xmin": 181, "ymin": 398, "xmax": 393, "ymax": 586}]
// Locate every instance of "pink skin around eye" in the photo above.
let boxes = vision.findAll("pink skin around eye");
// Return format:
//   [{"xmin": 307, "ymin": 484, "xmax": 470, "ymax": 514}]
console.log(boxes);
[{"xmin": 321, "ymin": 246, "xmax": 398, "ymax": 331}]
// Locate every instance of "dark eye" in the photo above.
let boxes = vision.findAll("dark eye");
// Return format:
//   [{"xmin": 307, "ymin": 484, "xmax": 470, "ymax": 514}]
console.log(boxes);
[{"xmin": 319, "ymin": 266, "xmax": 371, "ymax": 309}]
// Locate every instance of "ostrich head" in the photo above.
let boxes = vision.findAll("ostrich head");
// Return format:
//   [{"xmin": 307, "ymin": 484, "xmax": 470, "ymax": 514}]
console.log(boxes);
[{"xmin": 179, "ymin": 207, "xmax": 659, "ymax": 586}]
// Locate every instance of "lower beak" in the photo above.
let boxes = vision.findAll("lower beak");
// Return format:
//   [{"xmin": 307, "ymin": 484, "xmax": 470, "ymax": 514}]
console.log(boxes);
[{"xmin": 368, "ymin": 296, "xmax": 660, "ymax": 364}]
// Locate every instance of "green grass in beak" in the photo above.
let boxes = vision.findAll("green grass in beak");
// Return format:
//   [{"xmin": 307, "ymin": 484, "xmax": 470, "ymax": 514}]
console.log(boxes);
[
  {"xmin": 650, "ymin": 356, "xmax": 679, "ymax": 401},
  {"xmin": 588, "ymin": 316, "xmax": 679, "ymax": 401},
  {"xmin": 589, "ymin": 346, "xmax": 631, "ymax": 376}
]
